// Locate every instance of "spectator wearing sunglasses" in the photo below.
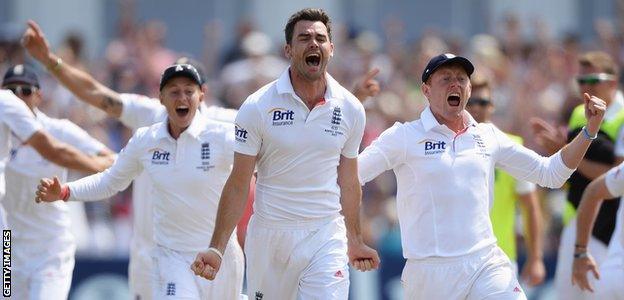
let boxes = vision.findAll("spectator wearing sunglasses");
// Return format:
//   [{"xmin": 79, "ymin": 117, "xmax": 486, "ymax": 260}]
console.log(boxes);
[
  {"xmin": 531, "ymin": 51, "xmax": 624, "ymax": 300},
  {"xmin": 2, "ymin": 64, "xmax": 116, "ymax": 300},
  {"xmin": 466, "ymin": 74, "xmax": 546, "ymax": 288}
]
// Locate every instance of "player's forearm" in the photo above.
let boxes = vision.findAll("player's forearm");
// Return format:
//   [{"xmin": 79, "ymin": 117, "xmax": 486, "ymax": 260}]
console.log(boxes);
[
  {"xmin": 209, "ymin": 178, "xmax": 249, "ymax": 253},
  {"xmin": 42, "ymin": 53, "xmax": 123, "ymax": 118},
  {"xmin": 575, "ymin": 179, "xmax": 609, "ymax": 248},
  {"xmin": 340, "ymin": 180, "xmax": 364, "ymax": 243},
  {"xmin": 560, "ymin": 131, "xmax": 594, "ymax": 170},
  {"xmin": 29, "ymin": 131, "xmax": 106, "ymax": 173},
  {"xmin": 519, "ymin": 193, "xmax": 544, "ymax": 261}
]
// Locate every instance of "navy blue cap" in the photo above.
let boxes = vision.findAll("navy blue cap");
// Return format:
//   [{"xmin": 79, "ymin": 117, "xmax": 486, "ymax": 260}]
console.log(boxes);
[
  {"xmin": 175, "ymin": 56, "xmax": 206, "ymax": 84},
  {"xmin": 422, "ymin": 53, "xmax": 474, "ymax": 83},
  {"xmin": 159, "ymin": 64, "xmax": 203, "ymax": 91},
  {"xmin": 3, "ymin": 64, "xmax": 39, "ymax": 87}
]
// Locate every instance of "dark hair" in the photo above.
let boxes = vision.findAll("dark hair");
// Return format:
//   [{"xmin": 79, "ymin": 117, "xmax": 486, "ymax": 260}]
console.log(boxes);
[{"xmin": 284, "ymin": 8, "xmax": 332, "ymax": 45}]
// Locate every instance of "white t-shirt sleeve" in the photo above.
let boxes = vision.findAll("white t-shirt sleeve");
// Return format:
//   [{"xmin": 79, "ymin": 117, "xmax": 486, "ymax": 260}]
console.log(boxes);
[
  {"xmin": 515, "ymin": 179, "xmax": 536, "ymax": 195},
  {"xmin": 358, "ymin": 122, "xmax": 406, "ymax": 185},
  {"xmin": 605, "ymin": 162, "xmax": 624, "ymax": 197},
  {"xmin": 492, "ymin": 124, "xmax": 574, "ymax": 189},
  {"xmin": 0, "ymin": 90, "xmax": 42, "ymax": 142},
  {"xmin": 119, "ymin": 93, "xmax": 166, "ymax": 130},
  {"xmin": 233, "ymin": 99, "xmax": 262, "ymax": 156},
  {"xmin": 342, "ymin": 102, "xmax": 366, "ymax": 158},
  {"xmin": 67, "ymin": 127, "xmax": 146, "ymax": 201},
  {"xmin": 55, "ymin": 119, "xmax": 106, "ymax": 155}
]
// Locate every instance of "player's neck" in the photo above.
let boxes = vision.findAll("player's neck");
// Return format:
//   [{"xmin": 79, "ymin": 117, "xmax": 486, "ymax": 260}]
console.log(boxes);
[{"xmin": 290, "ymin": 69, "xmax": 327, "ymax": 110}]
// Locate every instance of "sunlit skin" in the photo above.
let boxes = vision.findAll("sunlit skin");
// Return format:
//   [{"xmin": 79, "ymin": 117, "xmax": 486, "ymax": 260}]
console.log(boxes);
[
  {"xmin": 578, "ymin": 65, "xmax": 617, "ymax": 105},
  {"xmin": 159, "ymin": 76, "xmax": 204, "ymax": 139},
  {"xmin": 465, "ymin": 86, "xmax": 494, "ymax": 123},
  {"xmin": 284, "ymin": 20, "xmax": 334, "ymax": 107},
  {"xmin": 421, "ymin": 64, "xmax": 472, "ymax": 132},
  {"xmin": 2, "ymin": 84, "xmax": 41, "ymax": 113}
]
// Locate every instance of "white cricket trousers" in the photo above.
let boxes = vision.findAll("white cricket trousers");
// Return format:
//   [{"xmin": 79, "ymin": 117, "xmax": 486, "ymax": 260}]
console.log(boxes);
[
  {"xmin": 152, "ymin": 239, "xmax": 244, "ymax": 300},
  {"xmin": 244, "ymin": 214, "xmax": 350, "ymax": 300},
  {"xmin": 402, "ymin": 245, "xmax": 526, "ymax": 300}
]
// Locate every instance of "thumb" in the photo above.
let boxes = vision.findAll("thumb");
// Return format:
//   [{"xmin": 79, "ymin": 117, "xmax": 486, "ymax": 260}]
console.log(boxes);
[
  {"xmin": 53, "ymin": 176, "xmax": 61, "ymax": 188},
  {"xmin": 583, "ymin": 93, "xmax": 591, "ymax": 103},
  {"xmin": 591, "ymin": 265, "xmax": 600, "ymax": 280}
]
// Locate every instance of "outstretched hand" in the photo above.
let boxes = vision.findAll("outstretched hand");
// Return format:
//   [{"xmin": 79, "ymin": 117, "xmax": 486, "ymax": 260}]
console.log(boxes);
[
  {"xmin": 353, "ymin": 68, "xmax": 381, "ymax": 102},
  {"xmin": 35, "ymin": 176, "xmax": 63, "ymax": 203},
  {"xmin": 21, "ymin": 20, "xmax": 52, "ymax": 64}
]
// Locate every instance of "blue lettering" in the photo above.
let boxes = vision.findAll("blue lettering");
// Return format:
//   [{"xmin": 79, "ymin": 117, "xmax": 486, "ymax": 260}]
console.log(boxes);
[{"xmin": 424, "ymin": 141, "xmax": 446, "ymax": 151}]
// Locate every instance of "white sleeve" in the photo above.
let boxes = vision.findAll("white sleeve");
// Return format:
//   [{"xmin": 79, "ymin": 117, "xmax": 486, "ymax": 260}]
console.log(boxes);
[
  {"xmin": 342, "ymin": 101, "xmax": 366, "ymax": 158},
  {"xmin": 605, "ymin": 162, "xmax": 624, "ymax": 197},
  {"xmin": 233, "ymin": 99, "xmax": 262, "ymax": 156},
  {"xmin": 358, "ymin": 122, "xmax": 406, "ymax": 185},
  {"xmin": 515, "ymin": 179, "xmax": 536, "ymax": 195},
  {"xmin": 66, "ymin": 128, "xmax": 146, "ymax": 201},
  {"xmin": 0, "ymin": 90, "xmax": 42, "ymax": 142},
  {"xmin": 55, "ymin": 119, "xmax": 106, "ymax": 155},
  {"xmin": 492, "ymin": 124, "xmax": 575, "ymax": 189},
  {"xmin": 615, "ymin": 127, "xmax": 624, "ymax": 157},
  {"xmin": 119, "ymin": 93, "xmax": 166, "ymax": 130}
]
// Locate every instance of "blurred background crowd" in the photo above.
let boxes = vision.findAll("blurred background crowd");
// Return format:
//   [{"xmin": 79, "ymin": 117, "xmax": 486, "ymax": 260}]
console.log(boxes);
[{"xmin": 2, "ymin": 0, "xmax": 624, "ymax": 299}]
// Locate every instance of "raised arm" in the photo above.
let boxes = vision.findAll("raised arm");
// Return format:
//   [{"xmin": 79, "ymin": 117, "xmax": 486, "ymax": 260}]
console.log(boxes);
[
  {"xmin": 559, "ymin": 93, "xmax": 606, "ymax": 169},
  {"xmin": 192, "ymin": 152, "xmax": 256, "ymax": 281},
  {"xmin": 22, "ymin": 20, "xmax": 123, "ymax": 118}
]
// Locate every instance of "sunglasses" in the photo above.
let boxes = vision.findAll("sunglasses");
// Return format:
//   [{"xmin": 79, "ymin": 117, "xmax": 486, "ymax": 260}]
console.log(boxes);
[
  {"xmin": 5, "ymin": 85, "xmax": 36, "ymax": 97},
  {"xmin": 467, "ymin": 97, "xmax": 491, "ymax": 106},
  {"xmin": 576, "ymin": 73, "xmax": 616, "ymax": 86}
]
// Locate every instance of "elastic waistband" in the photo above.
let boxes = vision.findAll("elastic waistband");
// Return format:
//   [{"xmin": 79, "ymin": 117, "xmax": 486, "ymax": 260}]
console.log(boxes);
[
  {"xmin": 250, "ymin": 213, "xmax": 342, "ymax": 230},
  {"xmin": 406, "ymin": 244, "xmax": 496, "ymax": 265}
]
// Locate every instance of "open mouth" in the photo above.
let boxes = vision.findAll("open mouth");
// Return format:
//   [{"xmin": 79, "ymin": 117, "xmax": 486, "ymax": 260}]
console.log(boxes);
[
  {"xmin": 175, "ymin": 105, "xmax": 190, "ymax": 117},
  {"xmin": 447, "ymin": 94, "xmax": 460, "ymax": 107},
  {"xmin": 305, "ymin": 53, "xmax": 321, "ymax": 67}
]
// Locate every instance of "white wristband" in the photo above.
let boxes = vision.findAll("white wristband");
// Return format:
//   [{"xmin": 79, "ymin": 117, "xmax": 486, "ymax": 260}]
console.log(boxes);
[{"xmin": 207, "ymin": 247, "xmax": 223, "ymax": 260}]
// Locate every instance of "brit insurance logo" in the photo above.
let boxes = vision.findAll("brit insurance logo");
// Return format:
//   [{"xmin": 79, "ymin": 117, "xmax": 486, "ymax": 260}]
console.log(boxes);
[
  {"xmin": 269, "ymin": 108, "xmax": 294, "ymax": 126},
  {"xmin": 149, "ymin": 148, "xmax": 171, "ymax": 165},
  {"xmin": 419, "ymin": 139, "xmax": 446, "ymax": 155},
  {"xmin": 235, "ymin": 124, "xmax": 248, "ymax": 143}
]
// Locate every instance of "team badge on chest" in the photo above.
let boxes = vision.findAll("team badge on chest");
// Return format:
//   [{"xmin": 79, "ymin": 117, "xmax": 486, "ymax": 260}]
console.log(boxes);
[
  {"xmin": 324, "ymin": 106, "xmax": 344, "ymax": 136},
  {"xmin": 196, "ymin": 142, "xmax": 215, "ymax": 171}
]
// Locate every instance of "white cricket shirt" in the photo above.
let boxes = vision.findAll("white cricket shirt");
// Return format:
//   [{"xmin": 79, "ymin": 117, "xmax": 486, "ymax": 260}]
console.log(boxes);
[
  {"xmin": 234, "ymin": 68, "xmax": 366, "ymax": 223},
  {"xmin": 5, "ymin": 110, "xmax": 105, "ymax": 243},
  {"xmin": 359, "ymin": 106, "xmax": 575, "ymax": 259},
  {"xmin": 67, "ymin": 110, "xmax": 235, "ymax": 252}
]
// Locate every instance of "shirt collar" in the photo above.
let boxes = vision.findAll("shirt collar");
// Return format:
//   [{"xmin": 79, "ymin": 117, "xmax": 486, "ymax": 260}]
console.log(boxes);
[
  {"xmin": 155, "ymin": 109, "xmax": 206, "ymax": 140},
  {"xmin": 420, "ymin": 106, "xmax": 477, "ymax": 132},
  {"xmin": 276, "ymin": 67, "xmax": 340, "ymax": 101}
]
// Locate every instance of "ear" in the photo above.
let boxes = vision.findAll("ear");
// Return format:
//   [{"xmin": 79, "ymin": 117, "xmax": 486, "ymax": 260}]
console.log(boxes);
[
  {"xmin": 421, "ymin": 82, "xmax": 430, "ymax": 99},
  {"xmin": 284, "ymin": 43, "xmax": 292, "ymax": 60},
  {"xmin": 329, "ymin": 42, "xmax": 334, "ymax": 58}
]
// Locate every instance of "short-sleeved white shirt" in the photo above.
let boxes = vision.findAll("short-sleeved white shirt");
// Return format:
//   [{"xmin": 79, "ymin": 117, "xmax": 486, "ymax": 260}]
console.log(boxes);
[
  {"xmin": 5, "ymin": 110, "xmax": 105, "ymax": 242},
  {"xmin": 67, "ymin": 111, "xmax": 235, "ymax": 252},
  {"xmin": 603, "ymin": 162, "xmax": 624, "ymax": 264},
  {"xmin": 0, "ymin": 90, "xmax": 42, "ymax": 198},
  {"xmin": 234, "ymin": 68, "xmax": 366, "ymax": 222},
  {"xmin": 359, "ymin": 106, "xmax": 574, "ymax": 259}
]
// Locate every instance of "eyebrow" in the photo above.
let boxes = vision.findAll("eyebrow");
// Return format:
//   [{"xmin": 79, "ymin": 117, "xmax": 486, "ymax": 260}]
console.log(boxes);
[{"xmin": 297, "ymin": 32, "xmax": 327, "ymax": 39}]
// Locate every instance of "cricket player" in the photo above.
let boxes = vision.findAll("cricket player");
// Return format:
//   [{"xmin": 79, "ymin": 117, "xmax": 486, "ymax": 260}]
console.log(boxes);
[
  {"xmin": 572, "ymin": 161, "xmax": 624, "ymax": 299},
  {"xmin": 21, "ymin": 20, "xmax": 238, "ymax": 299},
  {"xmin": 358, "ymin": 53, "xmax": 605, "ymax": 299},
  {"xmin": 466, "ymin": 74, "xmax": 545, "ymax": 286},
  {"xmin": 36, "ymin": 64, "xmax": 244, "ymax": 299},
  {"xmin": 192, "ymin": 8, "xmax": 379, "ymax": 299},
  {"xmin": 2, "ymin": 64, "xmax": 115, "ymax": 299}
]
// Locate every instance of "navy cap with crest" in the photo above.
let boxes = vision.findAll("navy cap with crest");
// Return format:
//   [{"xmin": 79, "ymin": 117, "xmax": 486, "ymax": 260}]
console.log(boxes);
[
  {"xmin": 175, "ymin": 56, "xmax": 206, "ymax": 84},
  {"xmin": 3, "ymin": 64, "xmax": 40, "ymax": 88},
  {"xmin": 421, "ymin": 53, "xmax": 474, "ymax": 83},
  {"xmin": 159, "ymin": 64, "xmax": 203, "ymax": 91}
]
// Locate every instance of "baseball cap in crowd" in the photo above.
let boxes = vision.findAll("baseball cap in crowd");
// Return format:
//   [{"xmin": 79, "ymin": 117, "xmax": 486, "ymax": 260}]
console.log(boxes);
[
  {"xmin": 3, "ymin": 64, "xmax": 40, "ymax": 88},
  {"xmin": 159, "ymin": 64, "xmax": 203, "ymax": 91},
  {"xmin": 175, "ymin": 56, "xmax": 206, "ymax": 84},
  {"xmin": 421, "ymin": 53, "xmax": 474, "ymax": 83}
]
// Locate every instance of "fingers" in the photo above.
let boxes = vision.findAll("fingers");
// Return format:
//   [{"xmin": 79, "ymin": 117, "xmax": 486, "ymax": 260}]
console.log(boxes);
[
  {"xmin": 200, "ymin": 264, "xmax": 217, "ymax": 280},
  {"xmin": 351, "ymin": 258, "xmax": 376, "ymax": 271},
  {"xmin": 591, "ymin": 265, "xmax": 600, "ymax": 280},
  {"xmin": 53, "ymin": 176, "xmax": 61, "ymax": 188},
  {"xmin": 363, "ymin": 68, "xmax": 380, "ymax": 82},
  {"xmin": 27, "ymin": 20, "xmax": 43, "ymax": 37}
]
